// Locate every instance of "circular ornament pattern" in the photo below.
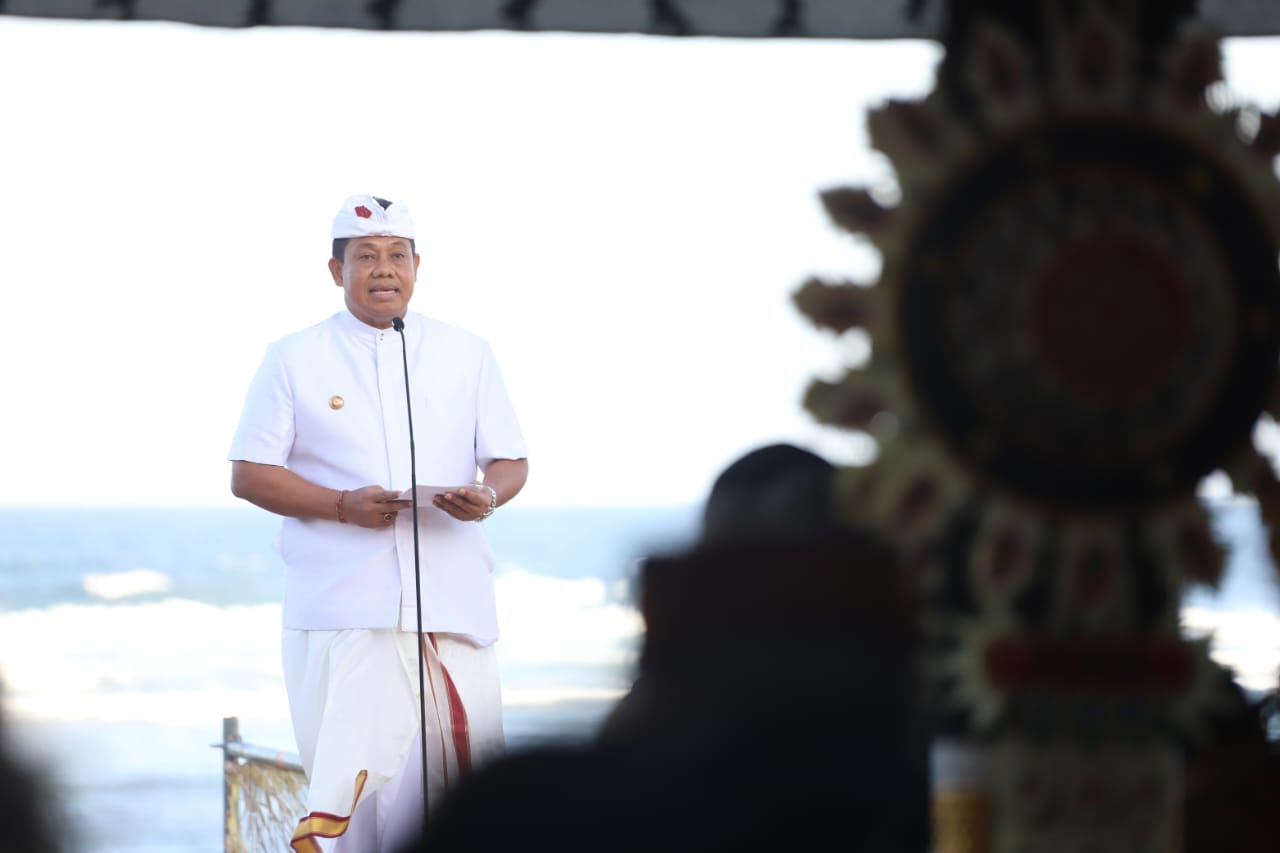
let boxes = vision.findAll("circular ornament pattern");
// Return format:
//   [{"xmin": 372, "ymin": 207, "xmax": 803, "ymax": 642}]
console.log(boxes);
[{"xmin": 899, "ymin": 117, "xmax": 1280, "ymax": 512}]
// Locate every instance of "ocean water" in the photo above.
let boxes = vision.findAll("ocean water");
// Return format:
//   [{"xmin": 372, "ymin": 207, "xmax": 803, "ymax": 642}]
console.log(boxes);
[
  {"xmin": 0, "ymin": 500, "xmax": 1277, "ymax": 852},
  {"xmin": 0, "ymin": 504, "xmax": 699, "ymax": 853}
]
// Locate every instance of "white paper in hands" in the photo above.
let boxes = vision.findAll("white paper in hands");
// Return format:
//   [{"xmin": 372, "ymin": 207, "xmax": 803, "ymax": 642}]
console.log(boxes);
[{"xmin": 394, "ymin": 485, "xmax": 476, "ymax": 505}]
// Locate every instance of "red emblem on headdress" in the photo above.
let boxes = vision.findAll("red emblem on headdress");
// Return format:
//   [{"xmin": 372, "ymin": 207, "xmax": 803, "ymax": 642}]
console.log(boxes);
[{"xmin": 354, "ymin": 205, "xmax": 372, "ymax": 218}]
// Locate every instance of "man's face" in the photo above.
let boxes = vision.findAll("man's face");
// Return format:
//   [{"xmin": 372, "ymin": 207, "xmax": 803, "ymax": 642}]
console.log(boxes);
[{"xmin": 328, "ymin": 236, "xmax": 419, "ymax": 329}]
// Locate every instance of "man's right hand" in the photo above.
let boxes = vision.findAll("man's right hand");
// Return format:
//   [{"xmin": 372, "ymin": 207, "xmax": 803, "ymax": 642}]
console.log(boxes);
[{"xmin": 343, "ymin": 485, "xmax": 409, "ymax": 528}]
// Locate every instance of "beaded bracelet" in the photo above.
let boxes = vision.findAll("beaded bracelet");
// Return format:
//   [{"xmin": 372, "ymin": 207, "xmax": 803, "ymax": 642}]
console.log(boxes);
[{"xmin": 336, "ymin": 489, "xmax": 349, "ymax": 524}]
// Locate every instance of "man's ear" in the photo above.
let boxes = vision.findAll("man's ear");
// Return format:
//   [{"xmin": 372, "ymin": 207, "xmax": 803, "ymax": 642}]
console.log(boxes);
[{"xmin": 328, "ymin": 257, "xmax": 344, "ymax": 287}]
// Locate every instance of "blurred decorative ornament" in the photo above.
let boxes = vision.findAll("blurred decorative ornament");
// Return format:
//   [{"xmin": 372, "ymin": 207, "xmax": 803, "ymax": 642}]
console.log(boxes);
[{"xmin": 795, "ymin": 0, "xmax": 1280, "ymax": 749}]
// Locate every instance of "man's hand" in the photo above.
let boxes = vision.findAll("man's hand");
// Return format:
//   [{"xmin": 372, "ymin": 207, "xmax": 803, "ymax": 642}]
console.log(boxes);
[
  {"xmin": 432, "ymin": 486, "xmax": 492, "ymax": 522},
  {"xmin": 346, "ymin": 485, "xmax": 409, "ymax": 528}
]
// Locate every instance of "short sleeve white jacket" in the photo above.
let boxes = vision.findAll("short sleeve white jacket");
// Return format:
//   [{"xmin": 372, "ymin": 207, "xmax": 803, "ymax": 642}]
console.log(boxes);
[{"xmin": 228, "ymin": 309, "xmax": 527, "ymax": 644}]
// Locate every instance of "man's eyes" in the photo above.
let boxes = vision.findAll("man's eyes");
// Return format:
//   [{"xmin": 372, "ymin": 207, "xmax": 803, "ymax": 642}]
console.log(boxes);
[{"xmin": 355, "ymin": 253, "xmax": 409, "ymax": 262}]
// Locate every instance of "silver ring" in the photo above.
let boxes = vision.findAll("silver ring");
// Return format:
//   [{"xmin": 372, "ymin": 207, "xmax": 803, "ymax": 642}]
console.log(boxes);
[{"xmin": 383, "ymin": 513, "xmax": 394, "ymax": 522}]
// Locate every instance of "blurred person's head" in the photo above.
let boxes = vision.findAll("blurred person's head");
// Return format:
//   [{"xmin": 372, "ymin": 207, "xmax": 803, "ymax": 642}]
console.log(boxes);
[{"xmin": 700, "ymin": 442, "xmax": 837, "ymax": 545}]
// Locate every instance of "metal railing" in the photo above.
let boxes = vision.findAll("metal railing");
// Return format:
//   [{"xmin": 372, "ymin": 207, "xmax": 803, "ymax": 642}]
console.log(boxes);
[{"xmin": 216, "ymin": 717, "xmax": 308, "ymax": 853}]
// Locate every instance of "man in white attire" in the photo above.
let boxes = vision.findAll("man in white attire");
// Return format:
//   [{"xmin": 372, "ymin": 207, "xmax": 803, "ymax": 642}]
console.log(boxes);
[{"xmin": 228, "ymin": 194, "xmax": 529, "ymax": 851}]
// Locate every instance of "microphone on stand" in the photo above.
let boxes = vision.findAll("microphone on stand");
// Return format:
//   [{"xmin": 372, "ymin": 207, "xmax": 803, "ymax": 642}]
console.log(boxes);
[{"xmin": 392, "ymin": 315, "xmax": 431, "ymax": 825}]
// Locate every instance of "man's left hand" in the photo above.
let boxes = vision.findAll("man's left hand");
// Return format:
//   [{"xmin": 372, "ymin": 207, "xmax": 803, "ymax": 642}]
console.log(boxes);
[{"xmin": 433, "ymin": 486, "xmax": 490, "ymax": 522}]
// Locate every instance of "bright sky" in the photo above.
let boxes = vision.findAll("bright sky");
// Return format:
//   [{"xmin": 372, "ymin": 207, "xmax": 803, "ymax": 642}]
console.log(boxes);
[{"xmin": 1, "ymin": 18, "xmax": 1277, "ymax": 508}]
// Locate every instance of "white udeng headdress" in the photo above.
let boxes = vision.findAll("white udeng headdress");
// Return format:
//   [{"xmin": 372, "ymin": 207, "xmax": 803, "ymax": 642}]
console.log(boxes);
[{"xmin": 331, "ymin": 194, "xmax": 415, "ymax": 240}]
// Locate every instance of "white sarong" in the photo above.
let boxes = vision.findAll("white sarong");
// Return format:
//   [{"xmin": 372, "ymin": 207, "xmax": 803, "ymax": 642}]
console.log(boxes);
[{"xmin": 282, "ymin": 628, "xmax": 504, "ymax": 852}]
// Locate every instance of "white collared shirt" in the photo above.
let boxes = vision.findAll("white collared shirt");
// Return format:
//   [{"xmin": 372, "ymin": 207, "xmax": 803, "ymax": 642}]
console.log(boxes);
[{"xmin": 229, "ymin": 309, "xmax": 527, "ymax": 644}]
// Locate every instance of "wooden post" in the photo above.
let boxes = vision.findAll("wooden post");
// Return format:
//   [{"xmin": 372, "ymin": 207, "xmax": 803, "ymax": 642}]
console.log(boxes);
[{"xmin": 223, "ymin": 716, "xmax": 241, "ymax": 853}]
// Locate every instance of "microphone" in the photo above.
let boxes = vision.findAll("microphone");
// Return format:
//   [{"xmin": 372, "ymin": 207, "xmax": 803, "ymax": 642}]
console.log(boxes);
[{"xmin": 393, "ymin": 315, "xmax": 431, "ymax": 824}]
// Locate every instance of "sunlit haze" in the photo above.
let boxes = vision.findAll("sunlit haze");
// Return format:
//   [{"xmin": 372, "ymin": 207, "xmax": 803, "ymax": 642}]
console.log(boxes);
[{"xmin": 1, "ymin": 18, "xmax": 1277, "ymax": 508}]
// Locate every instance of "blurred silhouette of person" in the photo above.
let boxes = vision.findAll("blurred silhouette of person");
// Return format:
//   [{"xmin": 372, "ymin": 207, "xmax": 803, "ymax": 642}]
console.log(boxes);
[
  {"xmin": 0, "ymin": 682, "xmax": 64, "ymax": 853},
  {"xmin": 596, "ymin": 442, "xmax": 842, "ymax": 742},
  {"xmin": 405, "ymin": 443, "xmax": 930, "ymax": 851}
]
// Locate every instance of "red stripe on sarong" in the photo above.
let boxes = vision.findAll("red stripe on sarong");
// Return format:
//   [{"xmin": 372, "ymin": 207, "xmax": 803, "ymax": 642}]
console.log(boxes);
[{"xmin": 425, "ymin": 633, "xmax": 473, "ymax": 780}]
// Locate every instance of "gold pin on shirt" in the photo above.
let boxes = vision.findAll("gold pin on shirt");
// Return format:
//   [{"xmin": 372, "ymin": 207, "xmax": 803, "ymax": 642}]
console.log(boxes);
[{"xmin": 329, "ymin": 396, "xmax": 345, "ymax": 410}]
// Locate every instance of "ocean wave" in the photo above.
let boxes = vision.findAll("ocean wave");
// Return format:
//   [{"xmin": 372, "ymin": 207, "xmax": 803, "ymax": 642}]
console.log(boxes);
[
  {"xmin": 0, "ymin": 568, "xmax": 644, "ymax": 726},
  {"xmin": 81, "ymin": 568, "xmax": 174, "ymax": 601},
  {"xmin": 3, "ymin": 571, "xmax": 1274, "ymax": 728}
]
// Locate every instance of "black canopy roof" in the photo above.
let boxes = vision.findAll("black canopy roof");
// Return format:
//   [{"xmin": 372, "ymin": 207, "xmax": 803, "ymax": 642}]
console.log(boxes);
[{"xmin": 2, "ymin": 0, "xmax": 1276, "ymax": 39}]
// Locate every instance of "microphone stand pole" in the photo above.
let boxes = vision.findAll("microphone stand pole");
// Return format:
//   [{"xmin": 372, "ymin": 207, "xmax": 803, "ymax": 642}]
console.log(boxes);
[{"xmin": 392, "ymin": 316, "xmax": 431, "ymax": 826}]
